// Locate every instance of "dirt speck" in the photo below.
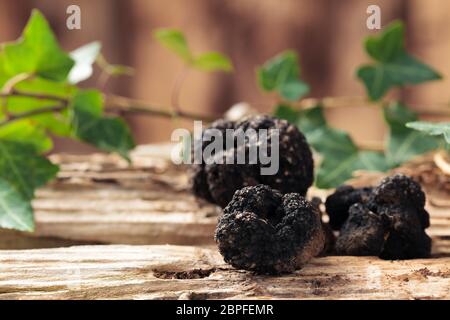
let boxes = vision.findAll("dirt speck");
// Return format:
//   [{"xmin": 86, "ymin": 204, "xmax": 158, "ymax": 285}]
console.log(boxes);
[{"xmin": 153, "ymin": 268, "xmax": 216, "ymax": 279}]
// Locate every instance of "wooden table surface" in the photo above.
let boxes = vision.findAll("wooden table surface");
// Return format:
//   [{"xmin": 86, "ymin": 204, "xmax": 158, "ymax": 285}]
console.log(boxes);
[{"xmin": 0, "ymin": 144, "xmax": 449, "ymax": 300}]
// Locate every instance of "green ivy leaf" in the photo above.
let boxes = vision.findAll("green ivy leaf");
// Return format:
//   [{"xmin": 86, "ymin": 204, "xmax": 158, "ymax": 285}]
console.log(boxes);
[
  {"xmin": 273, "ymin": 104, "xmax": 300, "ymax": 123},
  {"xmin": 0, "ymin": 52, "xmax": 9, "ymax": 88},
  {"xmin": 5, "ymin": 78, "xmax": 76, "ymax": 136},
  {"xmin": 192, "ymin": 52, "xmax": 232, "ymax": 72},
  {"xmin": 0, "ymin": 178, "xmax": 34, "ymax": 232},
  {"xmin": 74, "ymin": 115, "xmax": 135, "ymax": 160},
  {"xmin": 71, "ymin": 89, "xmax": 103, "ymax": 116},
  {"xmin": 0, "ymin": 120, "xmax": 53, "ymax": 153},
  {"xmin": 2, "ymin": 9, "xmax": 74, "ymax": 81},
  {"xmin": 71, "ymin": 90, "xmax": 135, "ymax": 159},
  {"xmin": 257, "ymin": 50, "xmax": 310, "ymax": 101},
  {"xmin": 406, "ymin": 121, "xmax": 450, "ymax": 144},
  {"xmin": 153, "ymin": 29, "xmax": 192, "ymax": 62},
  {"xmin": 0, "ymin": 140, "xmax": 58, "ymax": 200},
  {"xmin": 274, "ymin": 104, "xmax": 388, "ymax": 188},
  {"xmin": 278, "ymin": 80, "xmax": 310, "ymax": 101},
  {"xmin": 30, "ymin": 154, "xmax": 59, "ymax": 188},
  {"xmin": 384, "ymin": 102, "xmax": 440, "ymax": 167},
  {"xmin": 274, "ymin": 104, "xmax": 326, "ymax": 148},
  {"xmin": 316, "ymin": 149, "xmax": 388, "ymax": 189},
  {"xmin": 357, "ymin": 21, "xmax": 441, "ymax": 101},
  {"xmin": 68, "ymin": 41, "xmax": 101, "ymax": 84}
]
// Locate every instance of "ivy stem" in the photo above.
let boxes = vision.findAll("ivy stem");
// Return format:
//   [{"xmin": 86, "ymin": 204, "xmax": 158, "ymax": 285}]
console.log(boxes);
[
  {"xmin": 1, "ymin": 73, "xmax": 34, "ymax": 120},
  {"xmin": 0, "ymin": 90, "xmax": 217, "ymax": 126},
  {"xmin": 0, "ymin": 104, "xmax": 67, "ymax": 127},
  {"xmin": 106, "ymin": 94, "xmax": 216, "ymax": 122},
  {"xmin": 297, "ymin": 96, "xmax": 450, "ymax": 117},
  {"xmin": 0, "ymin": 89, "xmax": 68, "ymax": 104}
]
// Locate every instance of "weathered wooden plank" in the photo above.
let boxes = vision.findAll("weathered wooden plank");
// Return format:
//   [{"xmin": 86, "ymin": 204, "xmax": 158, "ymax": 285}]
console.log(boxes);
[
  {"xmin": 0, "ymin": 144, "xmax": 449, "ymax": 250},
  {"xmin": 0, "ymin": 145, "xmax": 220, "ymax": 248},
  {"xmin": 0, "ymin": 245, "xmax": 448, "ymax": 300}
]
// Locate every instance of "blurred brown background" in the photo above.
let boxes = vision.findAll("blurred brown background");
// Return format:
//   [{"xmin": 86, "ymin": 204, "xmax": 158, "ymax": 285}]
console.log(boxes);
[{"xmin": 0, "ymin": 0, "xmax": 449, "ymax": 152}]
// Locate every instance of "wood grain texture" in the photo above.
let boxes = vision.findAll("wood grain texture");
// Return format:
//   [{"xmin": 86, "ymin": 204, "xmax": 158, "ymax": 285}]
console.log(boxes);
[
  {"xmin": 1, "ymin": 144, "xmax": 449, "ymax": 253},
  {"xmin": 0, "ymin": 144, "xmax": 449, "ymax": 300},
  {"xmin": 0, "ymin": 245, "xmax": 448, "ymax": 300},
  {"xmin": 0, "ymin": 145, "xmax": 220, "ymax": 249}
]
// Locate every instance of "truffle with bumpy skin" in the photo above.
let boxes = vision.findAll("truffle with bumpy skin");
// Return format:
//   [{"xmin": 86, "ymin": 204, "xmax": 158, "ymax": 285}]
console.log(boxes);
[
  {"xmin": 191, "ymin": 115, "xmax": 314, "ymax": 208},
  {"xmin": 215, "ymin": 185, "xmax": 325, "ymax": 274},
  {"xmin": 325, "ymin": 185, "xmax": 373, "ymax": 230},
  {"xmin": 335, "ymin": 203, "xmax": 390, "ymax": 256},
  {"xmin": 332, "ymin": 174, "xmax": 432, "ymax": 259},
  {"xmin": 191, "ymin": 119, "xmax": 236, "ymax": 204}
]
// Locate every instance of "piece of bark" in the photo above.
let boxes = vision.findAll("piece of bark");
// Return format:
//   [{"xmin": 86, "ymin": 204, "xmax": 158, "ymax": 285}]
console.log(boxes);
[{"xmin": 0, "ymin": 245, "xmax": 448, "ymax": 300}]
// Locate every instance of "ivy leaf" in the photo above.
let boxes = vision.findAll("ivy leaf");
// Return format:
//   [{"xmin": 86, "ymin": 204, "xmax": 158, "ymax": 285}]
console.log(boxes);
[
  {"xmin": 5, "ymin": 78, "xmax": 76, "ymax": 136},
  {"xmin": 68, "ymin": 41, "xmax": 101, "ymax": 84},
  {"xmin": 71, "ymin": 90, "xmax": 135, "ymax": 159},
  {"xmin": 153, "ymin": 29, "xmax": 192, "ymax": 62},
  {"xmin": 274, "ymin": 104, "xmax": 326, "ymax": 148},
  {"xmin": 2, "ymin": 9, "xmax": 74, "ymax": 81},
  {"xmin": 0, "ymin": 140, "xmax": 58, "ymax": 200},
  {"xmin": 0, "ymin": 178, "xmax": 34, "ymax": 232},
  {"xmin": 258, "ymin": 51, "xmax": 310, "ymax": 101},
  {"xmin": 74, "ymin": 115, "xmax": 135, "ymax": 160},
  {"xmin": 384, "ymin": 102, "xmax": 440, "ymax": 167},
  {"xmin": 70, "ymin": 89, "xmax": 103, "ymax": 116},
  {"xmin": 0, "ymin": 52, "xmax": 9, "ymax": 89},
  {"xmin": 31, "ymin": 156, "xmax": 59, "ymax": 188},
  {"xmin": 406, "ymin": 121, "xmax": 450, "ymax": 144},
  {"xmin": 357, "ymin": 21, "xmax": 441, "ymax": 101},
  {"xmin": 316, "ymin": 149, "xmax": 388, "ymax": 189},
  {"xmin": 274, "ymin": 104, "xmax": 300, "ymax": 123},
  {"xmin": 274, "ymin": 104, "xmax": 388, "ymax": 188},
  {"xmin": 279, "ymin": 80, "xmax": 310, "ymax": 101},
  {"xmin": 193, "ymin": 52, "xmax": 233, "ymax": 72},
  {"xmin": 0, "ymin": 120, "xmax": 53, "ymax": 153}
]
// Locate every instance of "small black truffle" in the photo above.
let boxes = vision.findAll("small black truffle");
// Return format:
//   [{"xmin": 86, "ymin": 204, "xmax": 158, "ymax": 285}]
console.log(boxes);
[
  {"xmin": 335, "ymin": 203, "xmax": 390, "ymax": 256},
  {"xmin": 325, "ymin": 185, "xmax": 373, "ymax": 230},
  {"xmin": 191, "ymin": 115, "xmax": 314, "ymax": 208},
  {"xmin": 215, "ymin": 185, "xmax": 324, "ymax": 274},
  {"xmin": 329, "ymin": 174, "xmax": 432, "ymax": 259}
]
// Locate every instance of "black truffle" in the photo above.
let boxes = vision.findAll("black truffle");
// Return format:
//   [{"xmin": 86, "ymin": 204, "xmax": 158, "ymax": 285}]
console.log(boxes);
[
  {"xmin": 215, "ymin": 185, "xmax": 324, "ymax": 274},
  {"xmin": 191, "ymin": 115, "xmax": 314, "ymax": 208},
  {"xmin": 325, "ymin": 185, "xmax": 373, "ymax": 230},
  {"xmin": 335, "ymin": 203, "xmax": 390, "ymax": 256},
  {"xmin": 330, "ymin": 174, "xmax": 432, "ymax": 259}
]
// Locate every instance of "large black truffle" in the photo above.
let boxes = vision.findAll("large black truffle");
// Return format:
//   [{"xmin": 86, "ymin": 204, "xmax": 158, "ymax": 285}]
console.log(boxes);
[
  {"xmin": 331, "ymin": 174, "xmax": 432, "ymax": 259},
  {"xmin": 191, "ymin": 115, "xmax": 314, "ymax": 208},
  {"xmin": 215, "ymin": 185, "xmax": 324, "ymax": 274}
]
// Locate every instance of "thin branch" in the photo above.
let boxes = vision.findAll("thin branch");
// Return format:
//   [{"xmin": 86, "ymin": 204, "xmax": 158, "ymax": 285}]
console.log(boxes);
[
  {"xmin": 0, "ymin": 104, "xmax": 67, "ymax": 127},
  {"xmin": 0, "ymin": 89, "xmax": 217, "ymax": 122},
  {"xmin": 296, "ymin": 96, "xmax": 450, "ymax": 117},
  {"xmin": 106, "ymin": 94, "xmax": 217, "ymax": 122},
  {"xmin": 1, "ymin": 73, "xmax": 34, "ymax": 120},
  {"xmin": 0, "ymin": 89, "xmax": 68, "ymax": 104},
  {"xmin": 1, "ymin": 73, "xmax": 33, "ymax": 94}
]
